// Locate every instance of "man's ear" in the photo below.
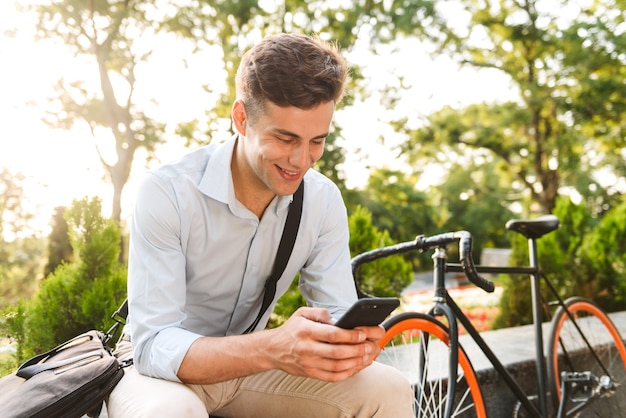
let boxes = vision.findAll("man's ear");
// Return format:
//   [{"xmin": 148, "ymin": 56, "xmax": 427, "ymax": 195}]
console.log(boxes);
[{"xmin": 232, "ymin": 100, "xmax": 246, "ymax": 135}]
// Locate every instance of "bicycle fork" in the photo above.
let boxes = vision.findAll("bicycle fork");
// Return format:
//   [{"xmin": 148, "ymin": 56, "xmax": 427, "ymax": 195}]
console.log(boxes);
[{"xmin": 422, "ymin": 247, "xmax": 459, "ymax": 418}]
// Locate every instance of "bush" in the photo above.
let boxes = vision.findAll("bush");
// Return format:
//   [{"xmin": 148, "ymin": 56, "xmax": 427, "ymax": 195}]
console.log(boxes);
[
  {"xmin": 1, "ymin": 197, "xmax": 127, "ymax": 364},
  {"xmin": 0, "ymin": 301, "xmax": 24, "ymax": 374},
  {"xmin": 577, "ymin": 199, "xmax": 626, "ymax": 312},
  {"xmin": 349, "ymin": 206, "xmax": 414, "ymax": 297}
]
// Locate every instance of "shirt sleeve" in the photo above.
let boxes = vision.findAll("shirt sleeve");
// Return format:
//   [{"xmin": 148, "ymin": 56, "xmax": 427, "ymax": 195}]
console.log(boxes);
[
  {"xmin": 127, "ymin": 172, "xmax": 202, "ymax": 382},
  {"xmin": 298, "ymin": 180, "xmax": 357, "ymax": 319}
]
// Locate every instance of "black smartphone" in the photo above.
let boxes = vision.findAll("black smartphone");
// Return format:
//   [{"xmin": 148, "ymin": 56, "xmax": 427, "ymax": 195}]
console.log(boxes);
[{"xmin": 334, "ymin": 297, "xmax": 400, "ymax": 329}]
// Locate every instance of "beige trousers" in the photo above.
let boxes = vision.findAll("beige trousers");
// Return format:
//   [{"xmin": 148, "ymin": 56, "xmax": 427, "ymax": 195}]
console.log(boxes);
[{"xmin": 107, "ymin": 340, "xmax": 414, "ymax": 418}]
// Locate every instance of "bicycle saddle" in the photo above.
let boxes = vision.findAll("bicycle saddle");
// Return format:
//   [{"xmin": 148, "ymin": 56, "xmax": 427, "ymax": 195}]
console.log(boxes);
[{"xmin": 505, "ymin": 215, "xmax": 560, "ymax": 239}]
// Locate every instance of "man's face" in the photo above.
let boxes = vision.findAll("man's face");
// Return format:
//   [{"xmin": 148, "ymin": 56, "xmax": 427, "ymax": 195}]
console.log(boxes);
[{"xmin": 237, "ymin": 100, "xmax": 334, "ymax": 197}]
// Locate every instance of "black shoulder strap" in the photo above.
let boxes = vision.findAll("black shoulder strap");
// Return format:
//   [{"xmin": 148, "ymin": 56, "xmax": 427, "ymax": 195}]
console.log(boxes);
[
  {"xmin": 243, "ymin": 181, "xmax": 304, "ymax": 333},
  {"xmin": 110, "ymin": 181, "xmax": 305, "ymax": 336}
]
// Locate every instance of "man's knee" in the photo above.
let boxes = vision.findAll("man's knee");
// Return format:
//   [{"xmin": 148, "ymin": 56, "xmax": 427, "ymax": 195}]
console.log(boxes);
[
  {"xmin": 362, "ymin": 362, "xmax": 412, "ymax": 397},
  {"xmin": 129, "ymin": 399, "xmax": 207, "ymax": 418},
  {"xmin": 339, "ymin": 362, "xmax": 414, "ymax": 417}
]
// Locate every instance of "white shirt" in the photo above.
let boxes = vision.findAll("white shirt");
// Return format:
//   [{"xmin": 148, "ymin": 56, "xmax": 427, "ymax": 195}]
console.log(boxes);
[{"xmin": 127, "ymin": 135, "xmax": 357, "ymax": 381}]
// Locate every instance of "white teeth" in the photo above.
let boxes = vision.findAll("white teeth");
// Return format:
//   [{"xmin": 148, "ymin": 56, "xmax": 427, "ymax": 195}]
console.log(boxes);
[{"xmin": 281, "ymin": 168, "xmax": 297, "ymax": 175}]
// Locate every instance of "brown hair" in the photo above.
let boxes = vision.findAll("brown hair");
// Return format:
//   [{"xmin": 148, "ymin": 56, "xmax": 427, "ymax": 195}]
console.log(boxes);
[{"xmin": 235, "ymin": 33, "xmax": 348, "ymax": 123}]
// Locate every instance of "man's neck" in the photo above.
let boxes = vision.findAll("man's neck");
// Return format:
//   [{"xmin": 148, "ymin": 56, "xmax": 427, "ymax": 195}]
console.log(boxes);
[{"xmin": 231, "ymin": 139, "xmax": 275, "ymax": 219}]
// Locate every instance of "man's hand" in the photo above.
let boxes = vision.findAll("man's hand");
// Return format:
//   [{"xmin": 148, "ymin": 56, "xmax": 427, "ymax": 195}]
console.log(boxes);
[
  {"xmin": 177, "ymin": 306, "xmax": 384, "ymax": 385},
  {"xmin": 264, "ymin": 307, "xmax": 384, "ymax": 382}
]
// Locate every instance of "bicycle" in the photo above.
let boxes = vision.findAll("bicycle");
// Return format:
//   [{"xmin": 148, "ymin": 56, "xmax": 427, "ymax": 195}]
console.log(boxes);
[{"xmin": 351, "ymin": 215, "xmax": 626, "ymax": 417}]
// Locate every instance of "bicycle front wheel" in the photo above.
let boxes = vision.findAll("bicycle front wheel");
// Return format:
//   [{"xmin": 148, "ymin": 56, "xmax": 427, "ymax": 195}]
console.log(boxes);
[
  {"xmin": 379, "ymin": 312, "xmax": 486, "ymax": 418},
  {"xmin": 547, "ymin": 297, "xmax": 626, "ymax": 416}
]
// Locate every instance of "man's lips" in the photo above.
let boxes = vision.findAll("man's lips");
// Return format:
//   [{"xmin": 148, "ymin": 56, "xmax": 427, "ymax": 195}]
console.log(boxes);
[{"xmin": 277, "ymin": 166, "xmax": 300, "ymax": 180}]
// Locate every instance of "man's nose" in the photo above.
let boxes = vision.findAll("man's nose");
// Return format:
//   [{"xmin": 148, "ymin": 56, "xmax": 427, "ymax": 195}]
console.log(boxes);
[{"xmin": 289, "ymin": 143, "xmax": 310, "ymax": 168}]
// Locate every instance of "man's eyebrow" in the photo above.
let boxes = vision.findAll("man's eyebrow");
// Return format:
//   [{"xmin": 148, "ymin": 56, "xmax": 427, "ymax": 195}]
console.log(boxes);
[{"xmin": 273, "ymin": 128, "xmax": 329, "ymax": 140}]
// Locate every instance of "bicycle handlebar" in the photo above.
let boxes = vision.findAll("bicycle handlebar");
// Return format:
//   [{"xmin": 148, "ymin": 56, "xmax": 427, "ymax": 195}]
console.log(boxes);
[
  {"xmin": 351, "ymin": 231, "xmax": 495, "ymax": 293},
  {"xmin": 450, "ymin": 231, "xmax": 495, "ymax": 293}
]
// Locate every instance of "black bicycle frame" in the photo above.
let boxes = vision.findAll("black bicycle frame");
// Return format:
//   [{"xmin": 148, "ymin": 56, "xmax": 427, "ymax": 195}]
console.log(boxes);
[
  {"xmin": 350, "ymin": 229, "xmax": 585, "ymax": 417},
  {"xmin": 446, "ymin": 235, "xmax": 548, "ymax": 417}
]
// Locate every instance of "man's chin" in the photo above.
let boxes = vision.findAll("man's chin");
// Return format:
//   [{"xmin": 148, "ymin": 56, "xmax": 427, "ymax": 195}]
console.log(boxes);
[{"xmin": 274, "ymin": 181, "xmax": 302, "ymax": 197}]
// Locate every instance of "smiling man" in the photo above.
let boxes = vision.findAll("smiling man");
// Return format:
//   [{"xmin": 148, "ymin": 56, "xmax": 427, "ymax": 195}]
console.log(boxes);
[{"xmin": 107, "ymin": 33, "xmax": 413, "ymax": 418}]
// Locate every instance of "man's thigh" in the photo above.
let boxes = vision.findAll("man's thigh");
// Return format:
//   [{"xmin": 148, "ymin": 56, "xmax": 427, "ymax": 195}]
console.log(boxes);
[
  {"xmin": 210, "ymin": 362, "xmax": 413, "ymax": 418},
  {"xmin": 108, "ymin": 339, "xmax": 412, "ymax": 418}
]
